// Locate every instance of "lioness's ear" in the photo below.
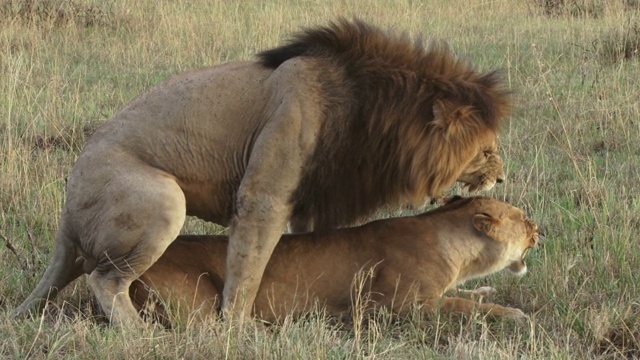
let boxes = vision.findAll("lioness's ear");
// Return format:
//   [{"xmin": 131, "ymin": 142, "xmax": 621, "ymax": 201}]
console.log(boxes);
[{"xmin": 472, "ymin": 213, "xmax": 504, "ymax": 241}]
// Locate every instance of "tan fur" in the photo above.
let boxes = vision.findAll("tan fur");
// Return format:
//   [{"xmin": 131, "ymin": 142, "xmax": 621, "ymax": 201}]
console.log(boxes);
[
  {"xmin": 458, "ymin": 150, "xmax": 505, "ymax": 192},
  {"xmin": 409, "ymin": 150, "xmax": 505, "ymax": 210},
  {"xmin": 130, "ymin": 197, "xmax": 538, "ymax": 326},
  {"xmin": 14, "ymin": 19, "xmax": 511, "ymax": 326}
]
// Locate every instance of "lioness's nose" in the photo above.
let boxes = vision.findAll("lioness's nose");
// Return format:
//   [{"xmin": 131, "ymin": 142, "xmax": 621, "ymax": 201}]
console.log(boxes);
[{"xmin": 496, "ymin": 176, "xmax": 505, "ymax": 184}]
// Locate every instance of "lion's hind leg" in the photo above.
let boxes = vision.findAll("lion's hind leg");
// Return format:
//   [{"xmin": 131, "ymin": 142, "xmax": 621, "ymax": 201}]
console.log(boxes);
[{"xmin": 86, "ymin": 174, "xmax": 187, "ymax": 328}]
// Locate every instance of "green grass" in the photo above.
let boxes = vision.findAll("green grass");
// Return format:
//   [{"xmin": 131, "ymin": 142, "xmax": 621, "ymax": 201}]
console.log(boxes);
[{"xmin": 1, "ymin": 0, "xmax": 640, "ymax": 358}]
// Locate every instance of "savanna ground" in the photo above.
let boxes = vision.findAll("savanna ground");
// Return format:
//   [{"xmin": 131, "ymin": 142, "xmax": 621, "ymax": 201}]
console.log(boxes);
[{"xmin": 1, "ymin": 0, "xmax": 639, "ymax": 358}]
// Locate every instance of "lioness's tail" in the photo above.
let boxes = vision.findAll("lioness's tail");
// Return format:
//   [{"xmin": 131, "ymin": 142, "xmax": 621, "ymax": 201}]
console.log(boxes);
[{"xmin": 13, "ymin": 226, "xmax": 84, "ymax": 318}]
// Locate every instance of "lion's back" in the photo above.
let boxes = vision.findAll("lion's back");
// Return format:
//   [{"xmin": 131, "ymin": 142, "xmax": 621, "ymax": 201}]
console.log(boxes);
[{"xmin": 89, "ymin": 61, "xmax": 273, "ymax": 159}]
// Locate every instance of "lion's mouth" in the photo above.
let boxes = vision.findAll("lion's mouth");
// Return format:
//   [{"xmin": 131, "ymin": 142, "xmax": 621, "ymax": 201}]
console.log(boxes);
[
  {"xmin": 464, "ymin": 179, "xmax": 495, "ymax": 192},
  {"xmin": 466, "ymin": 183, "xmax": 481, "ymax": 192},
  {"xmin": 462, "ymin": 174, "xmax": 504, "ymax": 192}
]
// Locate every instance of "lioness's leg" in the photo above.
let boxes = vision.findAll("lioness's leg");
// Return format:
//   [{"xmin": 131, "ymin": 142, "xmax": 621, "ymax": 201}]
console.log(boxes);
[
  {"xmin": 426, "ymin": 297, "xmax": 526, "ymax": 319},
  {"xmin": 86, "ymin": 175, "xmax": 186, "ymax": 327},
  {"xmin": 455, "ymin": 286, "xmax": 496, "ymax": 298}
]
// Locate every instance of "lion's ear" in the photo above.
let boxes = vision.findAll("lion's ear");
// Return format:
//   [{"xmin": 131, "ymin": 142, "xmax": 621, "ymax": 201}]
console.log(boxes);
[
  {"xmin": 432, "ymin": 100, "xmax": 450, "ymax": 131},
  {"xmin": 472, "ymin": 213, "xmax": 504, "ymax": 241},
  {"xmin": 432, "ymin": 100, "xmax": 476, "ymax": 138}
]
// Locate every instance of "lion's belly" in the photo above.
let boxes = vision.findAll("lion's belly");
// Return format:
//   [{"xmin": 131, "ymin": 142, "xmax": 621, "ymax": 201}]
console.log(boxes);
[{"xmin": 179, "ymin": 180, "xmax": 237, "ymax": 225}]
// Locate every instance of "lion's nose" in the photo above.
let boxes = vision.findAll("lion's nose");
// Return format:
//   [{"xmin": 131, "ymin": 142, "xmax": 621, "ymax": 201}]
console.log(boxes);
[{"xmin": 496, "ymin": 176, "xmax": 504, "ymax": 184}]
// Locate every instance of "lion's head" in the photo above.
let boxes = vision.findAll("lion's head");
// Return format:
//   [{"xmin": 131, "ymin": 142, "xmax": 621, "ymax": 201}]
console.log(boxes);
[
  {"xmin": 456, "ymin": 140, "xmax": 505, "ymax": 192},
  {"xmin": 262, "ymin": 20, "xmax": 512, "ymax": 230}
]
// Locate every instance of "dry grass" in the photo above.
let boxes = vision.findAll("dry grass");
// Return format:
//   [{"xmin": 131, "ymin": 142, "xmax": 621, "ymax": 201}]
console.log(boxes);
[
  {"xmin": 596, "ymin": 20, "xmax": 640, "ymax": 63},
  {"xmin": 1, "ymin": 0, "xmax": 639, "ymax": 358},
  {"xmin": 0, "ymin": 0, "xmax": 118, "ymax": 28},
  {"xmin": 527, "ymin": 0, "xmax": 640, "ymax": 18}
]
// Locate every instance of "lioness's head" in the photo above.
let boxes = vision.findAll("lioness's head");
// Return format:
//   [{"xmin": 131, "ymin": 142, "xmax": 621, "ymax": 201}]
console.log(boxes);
[
  {"xmin": 469, "ymin": 198, "xmax": 539, "ymax": 276},
  {"xmin": 456, "ymin": 139, "xmax": 505, "ymax": 192}
]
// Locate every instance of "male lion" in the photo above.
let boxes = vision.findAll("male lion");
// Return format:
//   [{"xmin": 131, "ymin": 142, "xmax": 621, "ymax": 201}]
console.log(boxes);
[
  {"xmin": 14, "ymin": 19, "xmax": 511, "ymax": 326},
  {"xmin": 129, "ymin": 196, "xmax": 539, "ymax": 326}
]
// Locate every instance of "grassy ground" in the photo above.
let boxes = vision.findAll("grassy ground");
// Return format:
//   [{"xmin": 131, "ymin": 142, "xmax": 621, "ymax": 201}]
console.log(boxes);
[{"xmin": 1, "ymin": 0, "xmax": 639, "ymax": 358}]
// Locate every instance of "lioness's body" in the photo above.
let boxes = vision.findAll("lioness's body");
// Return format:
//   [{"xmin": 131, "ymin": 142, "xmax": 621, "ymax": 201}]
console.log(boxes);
[
  {"xmin": 15, "ymin": 20, "xmax": 511, "ymax": 326},
  {"xmin": 132, "ymin": 197, "xmax": 538, "ymax": 325}
]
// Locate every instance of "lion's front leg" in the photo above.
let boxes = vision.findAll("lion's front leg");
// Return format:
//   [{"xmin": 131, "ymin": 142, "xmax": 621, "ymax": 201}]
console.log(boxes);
[
  {"xmin": 223, "ymin": 192, "xmax": 293, "ymax": 320},
  {"xmin": 223, "ymin": 148, "xmax": 311, "ymax": 320},
  {"xmin": 221, "ymin": 63, "xmax": 322, "ymax": 320}
]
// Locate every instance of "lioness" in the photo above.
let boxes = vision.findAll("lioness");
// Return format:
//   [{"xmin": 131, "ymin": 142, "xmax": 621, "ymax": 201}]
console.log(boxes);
[
  {"xmin": 130, "ymin": 197, "xmax": 538, "ymax": 326},
  {"xmin": 15, "ymin": 19, "xmax": 511, "ymax": 326}
]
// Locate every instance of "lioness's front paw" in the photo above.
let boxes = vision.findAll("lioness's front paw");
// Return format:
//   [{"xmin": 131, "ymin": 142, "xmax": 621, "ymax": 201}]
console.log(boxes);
[
  {"xmin": 473, "ymin": 286, "xmax": 496, "ymax": 297},
  {"xmin": 505, "ymin": 307, "xmax": 528, "ymax": 320}
]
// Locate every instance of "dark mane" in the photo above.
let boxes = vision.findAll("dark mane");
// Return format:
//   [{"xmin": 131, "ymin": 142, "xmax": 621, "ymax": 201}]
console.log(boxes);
[{"xmin": 259, "ymin": 19, "xmax": 512, "ymax": 230}]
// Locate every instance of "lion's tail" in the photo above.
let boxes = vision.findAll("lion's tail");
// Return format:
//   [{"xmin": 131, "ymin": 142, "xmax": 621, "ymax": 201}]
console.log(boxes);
[{"xmin": 13, "ymin": 223, "xmax": 85, "ymax": 318}]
